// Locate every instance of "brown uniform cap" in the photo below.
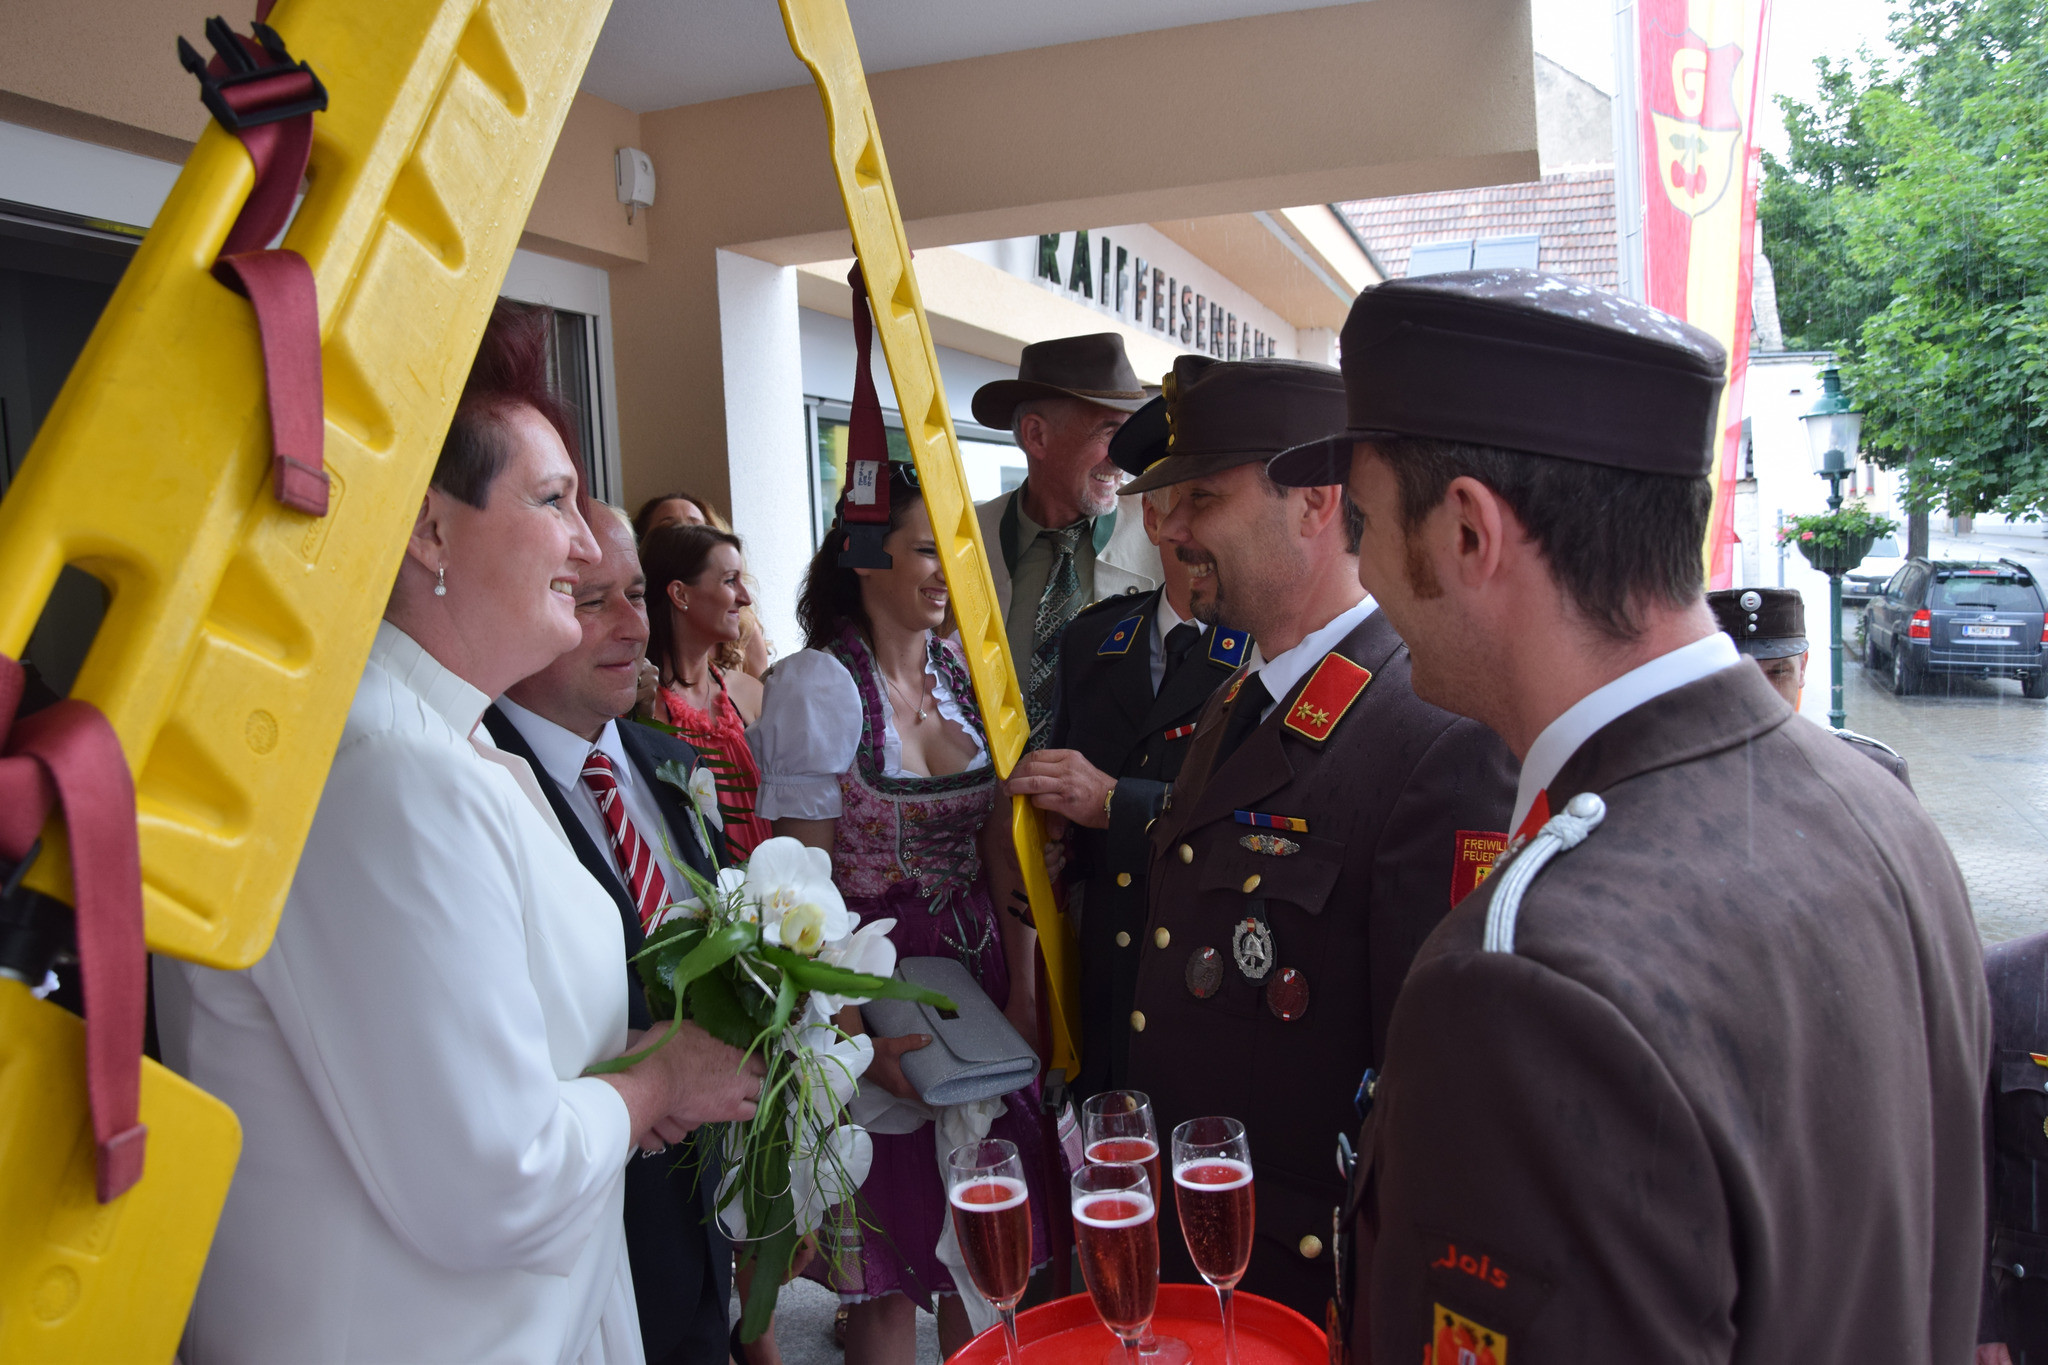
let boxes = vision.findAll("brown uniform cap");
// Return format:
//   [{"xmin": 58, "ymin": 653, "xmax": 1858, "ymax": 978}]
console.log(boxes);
[
  {"xmin": 1110, "ymin": 354, "xmax": 1346, "ymax": 495},
  {"xmin": 1269, "ymin": 268, "xmax": 1728, "ymax": 487},
  {"xmin": 970, "ymin": 332, "xmax": 1153, "ymax": 429},
  {"xmin": 1708, "ymin": 587, "xmax": 1808, "ymax": 660}
]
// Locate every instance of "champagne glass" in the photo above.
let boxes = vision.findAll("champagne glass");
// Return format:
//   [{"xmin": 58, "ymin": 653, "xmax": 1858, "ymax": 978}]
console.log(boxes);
[
  {"xmin": 1083, "ymin": 1093, "xmax": 1188, "ymax": 1365},
  {"xmin": 1071, "ymin": 1160, "xmax": 1159, "ymax": 1365},
  {"xmin": 947, "ymin": 1139, "xmax": 1033, "ymax": 1365},
  {"xmin": 1172, "ymin": 1117, "xmax": 1255, "ymax": 1365}
]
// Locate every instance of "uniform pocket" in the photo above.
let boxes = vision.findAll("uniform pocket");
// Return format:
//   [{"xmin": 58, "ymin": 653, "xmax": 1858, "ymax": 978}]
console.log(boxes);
[{"xmin": 1198, "ymin": 831, "xmax": 1344, "ymax": 916}]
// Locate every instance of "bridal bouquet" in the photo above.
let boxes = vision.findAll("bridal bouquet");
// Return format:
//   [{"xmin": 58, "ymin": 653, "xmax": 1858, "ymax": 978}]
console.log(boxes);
[{"xmin": 588, "ymin": 759, "xmax": 951, "ymax": 1340}]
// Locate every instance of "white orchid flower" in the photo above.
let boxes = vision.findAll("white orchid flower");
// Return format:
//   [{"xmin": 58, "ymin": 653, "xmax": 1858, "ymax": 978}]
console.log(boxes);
[
  {"xmin": 684, "ymin": 763, "xmax": 724, "ymax": 833},
  {"xmin": 811, "ymin": 917, "xmax": 899, "ymax": 1013},
  {"xmin": 746, "ymin": 838, "xmax": 850, "ymax": 951},
  {"xmin": 715, "ymin": 1108, "xmax": 874, "ymax": 1241}
]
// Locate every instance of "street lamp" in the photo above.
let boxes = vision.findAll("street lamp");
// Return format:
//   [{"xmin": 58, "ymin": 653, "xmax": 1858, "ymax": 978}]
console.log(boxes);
[{"xmin": 1800, "ymin": 367, "xmax": 1866, "ymax": 729}]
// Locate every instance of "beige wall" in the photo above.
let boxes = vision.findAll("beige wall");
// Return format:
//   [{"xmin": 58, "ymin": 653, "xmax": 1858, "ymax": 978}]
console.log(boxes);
[
  {"xmin": 2, "ymin": 0, "xmax": 1537, "ymax": 517},
  {"xmin": 520, "ymin": 93, "xmax": 648, "ymax": 266},
  {"xmin": 610, "ymin": 0, "xmax": 1537, "ymax": 510}
]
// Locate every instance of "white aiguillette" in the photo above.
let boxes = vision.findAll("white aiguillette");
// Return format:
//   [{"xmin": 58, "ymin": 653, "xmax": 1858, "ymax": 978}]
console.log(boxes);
[{"xmin": 861, "ymin": 956, "xmax": 1039, "ymax": 1107}]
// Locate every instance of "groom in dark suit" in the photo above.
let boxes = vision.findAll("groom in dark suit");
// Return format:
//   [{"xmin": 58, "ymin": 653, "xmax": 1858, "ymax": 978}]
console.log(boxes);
[{"xmin": 485, "ymin": 505, "xmax": 745, "ymax": 1365}]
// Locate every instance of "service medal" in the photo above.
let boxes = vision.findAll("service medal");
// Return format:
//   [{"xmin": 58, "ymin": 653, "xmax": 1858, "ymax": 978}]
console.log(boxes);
[
  {"xmin": 1231, "ymin": 913, "xmax": 1274, "ymax": 982},
  {"xmin": 1239, "ymin": 833, "xmax": 1299, "ymax": 857},
  {"xmin": 1185, "ymin": 946, "xmax": 1223, "ymax": 999}
]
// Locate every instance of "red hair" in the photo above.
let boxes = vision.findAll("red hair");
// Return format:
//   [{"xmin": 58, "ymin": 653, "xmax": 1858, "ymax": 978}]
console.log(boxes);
[{"xmin": 431, "ymin": 301, "xmax": 580, "ymax": 507}]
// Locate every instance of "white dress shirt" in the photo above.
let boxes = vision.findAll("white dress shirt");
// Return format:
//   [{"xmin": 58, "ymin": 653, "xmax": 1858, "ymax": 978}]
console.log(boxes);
[
  {"xmin": 1249, "ymin": 596, "xmax": 1378, "ymax": 720},
  {"xmin": 1148, "ymin": 596, "xmax": 1206, "ymax": 694},
  {"xmin": 165, "ymin": 622, "xmax": 641, "ymax": 1365},
  {"xmin": 494, "ymin": 697, "xmax": 695, "ymax": 903},
  {"xmin": 1510, "ymin": 631, "xmax": 1742, "ymax": 833},
  {"xmin": 752, "ymin": 644, "xmax": 991, "ymax": 821}
]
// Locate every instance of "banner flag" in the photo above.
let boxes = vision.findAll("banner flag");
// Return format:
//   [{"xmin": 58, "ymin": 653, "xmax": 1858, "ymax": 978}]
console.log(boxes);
[{"xmin": 1634, "ymin": 0, "xmax": 1771, "ymax": 586}]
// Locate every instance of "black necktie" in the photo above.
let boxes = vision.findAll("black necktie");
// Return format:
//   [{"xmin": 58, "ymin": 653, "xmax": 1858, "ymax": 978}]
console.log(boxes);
[
  {"xmin": 1214, "ymin": 674, "xmax": 1271, "ymax": 766},
  {"xmin": 1161, "ymin": 622, "xmax": 1202, "ymax": 689}
]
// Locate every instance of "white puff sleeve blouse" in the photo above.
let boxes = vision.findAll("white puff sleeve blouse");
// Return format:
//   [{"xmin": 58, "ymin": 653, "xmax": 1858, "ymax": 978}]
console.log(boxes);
[
  {"xmin": 164, "ymin": 623, "xmax": 641, "ymax": 1365},
  {"xmin": 751, "ymin": 644, "xmax": 989, "ymax": 821}
]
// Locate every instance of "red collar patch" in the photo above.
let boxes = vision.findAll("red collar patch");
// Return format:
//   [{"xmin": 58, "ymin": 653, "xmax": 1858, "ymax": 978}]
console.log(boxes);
[{"xmin": 1281, "ymin": 654, "xmax": 1372, "ymax": 743}]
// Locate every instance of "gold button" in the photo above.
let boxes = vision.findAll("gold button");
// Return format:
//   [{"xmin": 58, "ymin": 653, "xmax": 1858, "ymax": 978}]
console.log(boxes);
[
  {"xmin": 1154, "ymin": 927, "xmax": 1171, "ymax": 949},
  {"xmin": 1241, "ymin": 874, "xmax": 1262, "ymax": 894},
  {"xmin": 1178, "ymin": 844, "xmax": 1193, "ymax": 864},
  {"xmin": 1117, "ymin": 872, "xmax": 1132, "ymax": 888},
  {"xmin": 1299, "ymin": 1235, "xmax": 1324, "ymax": 1259},
  {"xmin": 1130, "ymin": 1010, "xmax": 1146, "ymax": 1032},
  {"xmin": 1115, "ymin": 931, "xmax": 1132, "ymax": 948}
]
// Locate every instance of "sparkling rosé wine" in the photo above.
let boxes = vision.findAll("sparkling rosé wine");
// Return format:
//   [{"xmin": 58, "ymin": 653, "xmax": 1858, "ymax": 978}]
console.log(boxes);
[
  {"xmin": 949, "ymin": 1176, "xmax": 1032, "ymax": 1307},
  {"xmin": 1173, "ymin": 1158, "xmax": 1255, "ymax": 1285},
  {"xmin": 1086, "ymin": 1136, "xmax": 1162, "ymax": 1202},
  {"xmin": 1073, "ymin": 1189, "xmax": 1160, "ymax": 1334}
]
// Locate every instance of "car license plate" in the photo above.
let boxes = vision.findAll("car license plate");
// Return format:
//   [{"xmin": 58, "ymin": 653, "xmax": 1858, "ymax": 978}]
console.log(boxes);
[{"xmin": 1962, "ymin": 624, "xmax": 2012, "ymax": 638}]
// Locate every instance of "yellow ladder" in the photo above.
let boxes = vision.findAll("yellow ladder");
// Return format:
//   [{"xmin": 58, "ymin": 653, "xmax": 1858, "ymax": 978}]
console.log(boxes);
[
  {"xmin": 0, "ymin": 0, "xmax": 609, "ymax": 1354},
  {"xmin": 781, "ymin": 0, "xmax": 1081, "ymax": 1083}
]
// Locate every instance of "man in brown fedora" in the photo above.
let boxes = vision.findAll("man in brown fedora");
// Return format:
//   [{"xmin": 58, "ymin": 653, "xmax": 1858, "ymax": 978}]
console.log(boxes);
[{"xmin": 972, "ymin": 332, "xmax": 1163, "ymax": 746}]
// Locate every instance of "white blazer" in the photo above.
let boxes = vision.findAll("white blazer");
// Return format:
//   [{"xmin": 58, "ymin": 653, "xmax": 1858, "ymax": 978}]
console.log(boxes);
[{"xmin": 162, "ymin": 623, "xmax": 642, "ymax": 1365}]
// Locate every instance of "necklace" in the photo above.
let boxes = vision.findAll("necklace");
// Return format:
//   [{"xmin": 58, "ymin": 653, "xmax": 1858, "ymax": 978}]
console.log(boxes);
[{"xmin": 883, "ymin": 666, "xmax": 931, "ymax": 723}]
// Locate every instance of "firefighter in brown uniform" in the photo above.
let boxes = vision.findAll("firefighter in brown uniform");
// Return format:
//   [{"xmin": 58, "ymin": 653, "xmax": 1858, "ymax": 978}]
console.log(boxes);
[
  {"xmin": 1706, "ymin": 586, "xmax": 1912, "ymax": 787},
  {"xmin": 1016, "ymin": 354, "xmax": 1515, "ymax": 1322},
  {"xmin": 1982, "ymin": 930, "xmax": 2048, "ymax": 1365},
  {"xmin": 1269, "ymin": 269, "xmax": 1989, "ymax": 1363}
]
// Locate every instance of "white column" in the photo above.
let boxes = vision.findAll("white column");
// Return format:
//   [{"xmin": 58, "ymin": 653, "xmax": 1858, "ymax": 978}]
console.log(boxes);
[{"xmin": 717, "ymin": 248, "xmax": 810, "ymax": 665}]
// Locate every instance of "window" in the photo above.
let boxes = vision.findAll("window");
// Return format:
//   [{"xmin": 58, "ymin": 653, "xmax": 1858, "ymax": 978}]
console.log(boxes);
[
  {"xmin": 1407, "ymin": 240, "xmax": 1473, "ymax": 276},
  {"xmin": 0, "ymin": 202, "xmax": 138, "ymax": 697},
  {"xmin": 1931, "ymin": 573, "xmax": 2040, "ymax": 613},
  {"xmin": 1471, "ymin": 233, "xmax": 1540, "ymax": 270},
  {"xmin": 805, "ymin": 398, "xmax": 1021, "ymax": 548}
]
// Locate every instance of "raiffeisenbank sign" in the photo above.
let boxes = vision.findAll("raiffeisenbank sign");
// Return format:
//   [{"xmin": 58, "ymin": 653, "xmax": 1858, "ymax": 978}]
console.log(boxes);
[{"xmin": 962, "ymin": 225, "xmax": 1301, "ymax": 361}]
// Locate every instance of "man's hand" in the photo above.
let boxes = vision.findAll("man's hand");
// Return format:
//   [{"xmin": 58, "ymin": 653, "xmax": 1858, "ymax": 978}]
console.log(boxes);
[
  {"xmin": 1007, "ymin": 749, "xmax": 1116, "ymax": 830},
  {"xmin": 867, "ymin": 1032, "xmax": 931, "ymax": 1101}
]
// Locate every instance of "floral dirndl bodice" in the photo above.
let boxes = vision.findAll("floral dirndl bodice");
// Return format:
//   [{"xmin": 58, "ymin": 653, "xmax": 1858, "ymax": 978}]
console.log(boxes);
[{"xmin": 825, "ymin": 628, "xmax": 999, "ymax": 973}]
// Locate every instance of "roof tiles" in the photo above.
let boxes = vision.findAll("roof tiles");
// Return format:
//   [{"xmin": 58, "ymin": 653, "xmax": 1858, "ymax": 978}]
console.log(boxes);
[{"xmin": 1338, "ymin": 169, "xmax": 1619, "ymax": 292}]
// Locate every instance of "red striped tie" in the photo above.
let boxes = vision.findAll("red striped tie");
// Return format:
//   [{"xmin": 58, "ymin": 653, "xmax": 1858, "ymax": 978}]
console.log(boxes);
[{"xmin": 581, "ymin": 751, "xmax": 667, "ymax": 932}]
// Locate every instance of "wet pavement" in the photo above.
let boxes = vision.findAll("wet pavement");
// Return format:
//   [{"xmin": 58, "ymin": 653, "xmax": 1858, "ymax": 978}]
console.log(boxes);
[{"xmin": 1833, "ymin": 624, "xmax": 2048, "ymax": 945}]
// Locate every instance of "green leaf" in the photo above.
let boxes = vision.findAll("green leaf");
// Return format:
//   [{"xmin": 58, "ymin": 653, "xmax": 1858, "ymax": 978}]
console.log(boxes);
[
  {"xmin": 590, "ymin": 923, "xmax": 756, "ymax": 1074},
  {"xmin": 688, "ymin": 966, "xmax": 768, "ymax": 1052},
  {"xmin": 756, "ymin": 944, "xmax": 957, "ymax": 1011}
]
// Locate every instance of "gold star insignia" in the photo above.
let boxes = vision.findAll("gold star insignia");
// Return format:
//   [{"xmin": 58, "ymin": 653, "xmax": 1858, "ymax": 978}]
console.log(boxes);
[{"xmin": 1294, "ymin": 703, "xmax": 1330, "ymax": 727}]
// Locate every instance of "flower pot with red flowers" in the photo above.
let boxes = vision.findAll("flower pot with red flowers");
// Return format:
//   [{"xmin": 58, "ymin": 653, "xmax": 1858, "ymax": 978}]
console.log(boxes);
[{"xmin": 1780, "ymin": 505, "xmax": 1897, "ymax": 575}]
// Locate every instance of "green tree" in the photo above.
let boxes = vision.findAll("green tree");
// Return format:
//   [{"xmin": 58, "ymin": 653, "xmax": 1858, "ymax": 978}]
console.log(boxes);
[{"xmin": 1758, "ymin": 0, "xmax": 2048, "ymax": 518}]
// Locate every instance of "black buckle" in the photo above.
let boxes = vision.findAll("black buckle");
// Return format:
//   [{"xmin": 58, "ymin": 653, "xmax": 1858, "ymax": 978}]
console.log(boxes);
[{"xmin": 178, "ymin": 17, "xmax": 328, "ymax": 133}]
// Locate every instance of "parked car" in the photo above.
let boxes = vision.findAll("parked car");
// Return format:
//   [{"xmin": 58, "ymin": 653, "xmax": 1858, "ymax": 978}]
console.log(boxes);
[
  {"xmin": 1843, "ymin": 536, "xmax": 1904, "ymax": 605},
  {"xmin": 1864, "ymin": 557, "xmax": 2048, "ymax": 697}
]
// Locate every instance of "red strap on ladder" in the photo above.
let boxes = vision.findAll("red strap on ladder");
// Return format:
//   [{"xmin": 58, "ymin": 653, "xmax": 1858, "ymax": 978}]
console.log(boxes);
[
  {"xmin": 0, "ymin": 657, "xmax": 148, "ymax": 1202},
  {"xmin": 180, "ymin": 12, "xmax": 330, "ymax": 515}
]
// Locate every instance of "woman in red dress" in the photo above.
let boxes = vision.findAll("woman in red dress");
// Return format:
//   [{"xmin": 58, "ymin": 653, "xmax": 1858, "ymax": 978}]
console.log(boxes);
[{"xmin": 641, "ymin": 523, "xmax": 773, "ymax": 861}]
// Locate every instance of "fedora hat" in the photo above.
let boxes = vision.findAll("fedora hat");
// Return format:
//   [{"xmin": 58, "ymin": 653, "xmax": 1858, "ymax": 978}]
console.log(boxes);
[
  {"xmin": 970, "ymin": 332, "xmax": 1153, "ymax": 430},
  {"xmin": 1111, "ymin": 355, "xmax": 1347, "ymax": 496}
]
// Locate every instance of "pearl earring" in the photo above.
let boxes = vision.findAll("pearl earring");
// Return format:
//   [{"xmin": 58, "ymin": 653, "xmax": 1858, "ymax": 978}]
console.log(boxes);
[{"xmin": 434, "ymin": 566, "xmax": 447, "ymax": 597}]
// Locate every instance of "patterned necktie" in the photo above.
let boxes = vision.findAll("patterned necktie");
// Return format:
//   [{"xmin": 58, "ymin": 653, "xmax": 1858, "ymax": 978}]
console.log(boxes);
[
  {"xmin": 581, "ymin": 751, "xmax": 666, "ymax": 932},
  {"xmin": 1026, "ymin": 524, "xmax": 1084, "ymax": 748}
]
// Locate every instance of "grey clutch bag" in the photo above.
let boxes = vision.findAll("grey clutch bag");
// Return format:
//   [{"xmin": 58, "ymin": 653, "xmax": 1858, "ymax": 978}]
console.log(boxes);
[{"xmin": 860, "ymin": 956, "xmax": 1038, "ymax": 1107}]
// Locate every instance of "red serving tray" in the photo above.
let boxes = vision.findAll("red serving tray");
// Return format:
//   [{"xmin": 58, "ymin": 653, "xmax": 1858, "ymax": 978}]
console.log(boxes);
[{"xmin": 949, "ymin": 1285, "xmax": 1324, "ymax": 1364}]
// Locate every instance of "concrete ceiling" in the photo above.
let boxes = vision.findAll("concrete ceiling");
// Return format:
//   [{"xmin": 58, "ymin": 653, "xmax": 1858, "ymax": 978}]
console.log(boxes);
[{"xmin": 582, "ymin": 0, "xmax": 1369, "ymax": 112}]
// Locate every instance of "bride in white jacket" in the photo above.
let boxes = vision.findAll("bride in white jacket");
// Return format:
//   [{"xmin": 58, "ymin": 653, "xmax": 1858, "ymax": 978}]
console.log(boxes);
[{"xmin": 159, "ymin": 307, "xmax": 762, "ymax": 1365}]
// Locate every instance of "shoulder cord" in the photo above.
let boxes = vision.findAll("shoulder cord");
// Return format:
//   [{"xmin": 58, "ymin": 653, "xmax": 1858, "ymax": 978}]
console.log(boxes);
[{"xmin": 1481, "ymin": 793, "xmax": 1608, "ymax": 955}]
